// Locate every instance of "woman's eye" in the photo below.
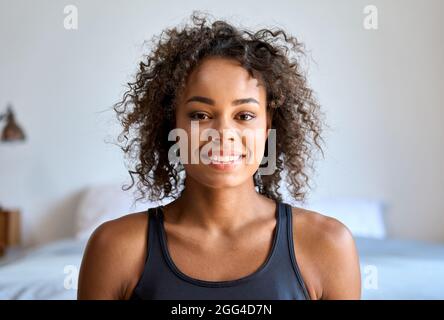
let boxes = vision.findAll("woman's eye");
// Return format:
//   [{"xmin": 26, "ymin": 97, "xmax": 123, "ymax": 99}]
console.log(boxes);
[
  {"xmin": 189, "ymin": 112, "xmax": 210, "ymax": 121},
  {"xmin": 188, "ymin": 112, "xmax": 256, "ymax": 121},
  {"xmin": 238, "ymin": 112, "xmax": 256, "ymax": 121}
]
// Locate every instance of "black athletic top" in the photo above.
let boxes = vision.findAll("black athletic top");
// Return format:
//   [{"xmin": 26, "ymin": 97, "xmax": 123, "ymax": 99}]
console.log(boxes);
[{"xmin": 130, "ymin": 200, "xmax": 310, "ymax": 300}]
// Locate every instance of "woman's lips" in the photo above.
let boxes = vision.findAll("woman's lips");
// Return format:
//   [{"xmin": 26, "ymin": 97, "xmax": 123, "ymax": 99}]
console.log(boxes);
[
  {"xmin": 201, "ymin": 153, "xmax": 246, "ymax": 171},
  {"xmin": 207, "ymin": 149, "xmax": 245, "ymax": 157}
]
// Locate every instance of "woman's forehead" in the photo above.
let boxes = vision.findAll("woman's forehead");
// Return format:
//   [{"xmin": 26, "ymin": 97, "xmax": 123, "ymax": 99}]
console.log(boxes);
[{"xmin": 182, "ymin": 57, "xmax": 266, "ymax": 101}]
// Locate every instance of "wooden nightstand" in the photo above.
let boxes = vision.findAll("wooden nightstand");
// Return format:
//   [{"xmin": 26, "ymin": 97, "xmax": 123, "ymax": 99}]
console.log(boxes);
[{"xmin": 0, "ymin": 209, "xmax": 21, "ymax": 257}]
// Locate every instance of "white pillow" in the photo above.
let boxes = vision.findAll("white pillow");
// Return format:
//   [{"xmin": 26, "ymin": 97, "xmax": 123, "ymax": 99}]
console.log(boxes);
[
  {"xmin": 301, "ymin": 197, "xmax": 387, "ymax": 239},
  {"xmin": 74, "ymin": 183, "xmax": 156, "ymax": 240}
]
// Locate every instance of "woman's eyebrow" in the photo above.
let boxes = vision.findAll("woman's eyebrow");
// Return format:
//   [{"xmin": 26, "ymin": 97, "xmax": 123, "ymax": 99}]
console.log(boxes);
[{"xmin": 185, "ymin": 96, "xmax": 260, "ymax": 106}]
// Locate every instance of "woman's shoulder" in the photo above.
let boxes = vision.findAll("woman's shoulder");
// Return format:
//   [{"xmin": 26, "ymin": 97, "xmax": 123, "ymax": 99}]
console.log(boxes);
[
  {"xmin": 78, "ymin": 210, "xmax": 150, "ymax": 299},
  {"xmin": 84, "ymin": 210, "xmax": 150, "ymax": 261},
  {"xmin": 89, "ymin": 210, "xmax": 150, "ymax": 245},
  {"xmin": 290, "ymin": 206, "xmax": 354, "ymax": 245},
  {"xmin": 289, "ymin": 206, "xmax": 361, "ymax": 299}
]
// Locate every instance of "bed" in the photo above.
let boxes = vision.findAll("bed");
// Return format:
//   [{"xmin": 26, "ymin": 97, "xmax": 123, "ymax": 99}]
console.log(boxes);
[{"xmin": 1, "ymin": 185, "xmax": 443, "ymax": 299}]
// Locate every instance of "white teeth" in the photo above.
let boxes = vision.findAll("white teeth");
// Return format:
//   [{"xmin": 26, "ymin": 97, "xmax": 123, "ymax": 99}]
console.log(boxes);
[{"xmin": 207, "ymin": 155, "xmax": 242, "ymax": 163}]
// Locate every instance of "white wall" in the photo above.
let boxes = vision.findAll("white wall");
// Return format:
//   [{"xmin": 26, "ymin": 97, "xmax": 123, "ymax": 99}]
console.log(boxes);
[{"xmin": 0, "ymin": 0, "xmax": 443, "ymax": 246}]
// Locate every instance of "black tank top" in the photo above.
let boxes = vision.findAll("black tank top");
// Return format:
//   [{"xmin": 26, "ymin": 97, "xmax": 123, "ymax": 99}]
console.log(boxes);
[{"xmin": 130, "ymin": 200, "xmax": 310, "ymax": 300}]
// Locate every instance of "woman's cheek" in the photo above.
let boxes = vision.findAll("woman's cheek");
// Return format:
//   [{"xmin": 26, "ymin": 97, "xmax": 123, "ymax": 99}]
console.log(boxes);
[{"xmin": 242, "ymin": 129, "xmax": 266, "ymax": 167}]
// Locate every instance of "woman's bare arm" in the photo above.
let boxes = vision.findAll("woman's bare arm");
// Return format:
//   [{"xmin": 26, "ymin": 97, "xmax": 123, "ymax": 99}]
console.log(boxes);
[
  {"xmin": 317, "ymin": 219, "xmax": 361, "ymax": 299},
  {"xmin": 77, "ymin": 213, "xmax": 148, "ymax": 300},
  {"xmin": 292, "ymin": 209, "xmax": 362, "ymax": 300}
]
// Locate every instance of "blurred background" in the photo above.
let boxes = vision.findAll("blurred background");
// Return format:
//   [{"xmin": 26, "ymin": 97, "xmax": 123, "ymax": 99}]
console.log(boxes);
[{"xmin": 0, "ymin": 0, "xmax": 443, "ymax": 299}]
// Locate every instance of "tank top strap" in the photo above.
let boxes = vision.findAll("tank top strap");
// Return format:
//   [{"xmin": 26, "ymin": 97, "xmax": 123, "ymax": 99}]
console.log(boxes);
[
  {"xmin": 283, "ymin": 202, "xmax": 311, "ymax": 299},
  {"xmin": 269, "ymin": 201, "xmax": 288, "ymax": 263},
  {"xmin": 277, "ymin": 200, "xmax": 285, "ymax": 239},
  {"xmin": 130, "ymin": 205, "xmax": 165, "ymax": 299},
  {"xmin": 140, "ymin": 206, "xmax": 164, "ymax": 271}
]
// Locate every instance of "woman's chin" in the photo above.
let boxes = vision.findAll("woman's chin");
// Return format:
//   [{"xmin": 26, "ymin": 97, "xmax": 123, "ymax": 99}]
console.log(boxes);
[{"xmin": 188, "ymin": 170, "xmax": 251, "ymax": 189}]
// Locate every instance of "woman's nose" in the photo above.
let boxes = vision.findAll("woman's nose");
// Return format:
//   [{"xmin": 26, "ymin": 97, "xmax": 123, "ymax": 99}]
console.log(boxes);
[{"xmin": 212, "ymin": 117, "xmax": 239, "ymax": 142}]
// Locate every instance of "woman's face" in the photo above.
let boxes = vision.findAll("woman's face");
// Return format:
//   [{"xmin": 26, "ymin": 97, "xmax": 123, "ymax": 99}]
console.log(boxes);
[{"xmin": 175, "ymin": 56, "xmax": 271, "ymax": 189}]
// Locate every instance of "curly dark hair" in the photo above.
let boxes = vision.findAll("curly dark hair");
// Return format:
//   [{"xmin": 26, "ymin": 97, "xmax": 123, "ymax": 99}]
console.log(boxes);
[{"xmin": 113, "ymin": 11, "xmax": 325, "ymax": 205}]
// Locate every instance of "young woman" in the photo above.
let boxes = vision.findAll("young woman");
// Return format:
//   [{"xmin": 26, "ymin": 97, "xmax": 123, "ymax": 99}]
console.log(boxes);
[{"xmin": 77, "ymin": 12, "xmax": 361, "ymax": 300}]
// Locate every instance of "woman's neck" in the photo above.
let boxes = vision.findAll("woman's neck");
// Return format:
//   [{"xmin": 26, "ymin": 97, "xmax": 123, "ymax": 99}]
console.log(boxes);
[{"xmin": 164, "ymin": 177, "xmax": 276, "ymax": 233}]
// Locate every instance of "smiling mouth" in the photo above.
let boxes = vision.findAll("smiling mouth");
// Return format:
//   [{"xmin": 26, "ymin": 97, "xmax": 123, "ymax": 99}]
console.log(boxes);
[{"xmin": 201, "ymin": 154, "xmax": 246, "ymax": 164}]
